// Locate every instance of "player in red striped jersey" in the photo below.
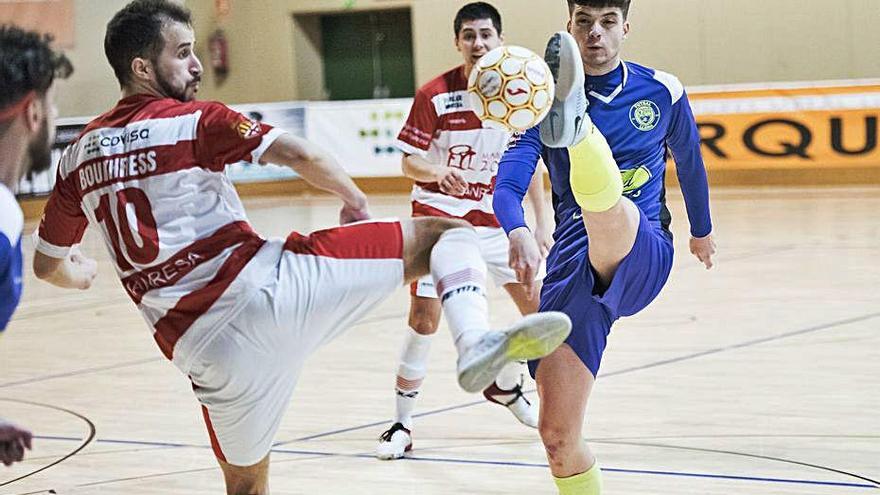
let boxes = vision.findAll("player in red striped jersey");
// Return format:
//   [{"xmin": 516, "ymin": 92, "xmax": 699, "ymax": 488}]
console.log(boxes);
[
  {"xmin": 377, "ymin": 2, "xmax": 555, "ymax": 460},
  {"xmin": 31, "ymin": 1, "xmax": 571, "ymax": 492}
]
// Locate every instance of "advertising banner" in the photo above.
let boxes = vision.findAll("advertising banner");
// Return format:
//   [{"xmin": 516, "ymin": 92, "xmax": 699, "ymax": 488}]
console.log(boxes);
[
  {"xmin": 304, "ymin": 99, "xmax": 410, "ymax": 177},
  {"xmin": 687, "ymin": 82, "xmax": 880, "ymax": 171},
  {"xmin": 16, "ymin": 80, "xmax": 880, "ymax": 199}
]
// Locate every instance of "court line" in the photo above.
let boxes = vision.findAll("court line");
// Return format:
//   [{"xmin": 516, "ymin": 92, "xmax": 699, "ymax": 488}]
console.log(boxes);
[
  {"xmin": 0, "ymin": 246, "xmax": 787, "ymax": 391},
  {"xmin": 7, "ymin": 247, "xmax": 878, "ymax": 491},
  {"xmin": 0, "ymin": 399, "xmax": 96, "ymax": 488},
  {"xmin": 0, "ymin": 357, "xmax": 161, "ymax": 389},
  {"xmin": 602, "ymin": 433, "xmax": 880, "ymax": 440},
  {"xmin": 280, "ymin": 310, "xmax": 880, "ymax": 444},
  {"xmin": 13, "ymin": 436, "xmax": 878, "ymax": 492},
  {"xmin": 396, "ymin": 456, "xmax": 878, "ymax": 490},
  {"xmin": 600, "ymin": 310, "xmax": 880, "ymax": 378},
  {"xmin": 14, "ymin": 445, "xmax": 168, "ymax": 463},
  {"xmin": 598, "ymin": 439, "xmax": 880, "ymax": 487}
]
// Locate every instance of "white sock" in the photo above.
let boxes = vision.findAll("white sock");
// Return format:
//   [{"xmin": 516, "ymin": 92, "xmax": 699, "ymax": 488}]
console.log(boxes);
[
  {"xmin": 430, "ymin": 228, "xmax": 489, "ymax": 356},
  {"xmin": 394, "ymin": 327, "xmax": 433, "ymax": 429},
  {"xmin": 494, "ymin": 361, "xmax": 525, "ymax": 391}
]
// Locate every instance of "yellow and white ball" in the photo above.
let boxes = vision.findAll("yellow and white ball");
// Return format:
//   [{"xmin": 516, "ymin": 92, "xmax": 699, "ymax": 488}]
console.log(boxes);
[{"xmin": 467, "ymin": 45, "xmax": 555, "ymax": 132}]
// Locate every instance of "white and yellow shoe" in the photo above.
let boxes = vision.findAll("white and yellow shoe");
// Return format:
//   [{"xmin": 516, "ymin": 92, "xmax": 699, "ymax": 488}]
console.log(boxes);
[
  {"xmin": 457, "ymin": 312, "xmax": 571, "ymax": 393},
  {"xmin": 540, "ymin": 31, "xmax": 591, "ymax": 148}
]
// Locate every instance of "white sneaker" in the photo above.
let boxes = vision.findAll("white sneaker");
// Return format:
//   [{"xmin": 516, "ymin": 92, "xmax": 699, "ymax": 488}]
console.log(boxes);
[
  {"xmin": 483, "ymin": 381, "xmax": 538, "ymax": 428},
  {"xmin": 376, "ymin": 422, "xmax": 412, "ymax": 460},
  {"xmin": 540, "ymin": 31, "xmax": 590, "ymax": 148},
  {"xmin": 457, "ymin": 312, "xmax": 572, "ymax": 393}
]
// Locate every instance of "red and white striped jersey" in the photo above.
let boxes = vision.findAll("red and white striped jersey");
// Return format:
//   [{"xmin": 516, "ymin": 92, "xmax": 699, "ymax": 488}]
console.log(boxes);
[
  {"xmin": 35, "ymin": 94, "xmax": 286, "ymax": 371},
  {"xmin": 396, "ymin": 65, "xmax": 511, "ymax": 227}
]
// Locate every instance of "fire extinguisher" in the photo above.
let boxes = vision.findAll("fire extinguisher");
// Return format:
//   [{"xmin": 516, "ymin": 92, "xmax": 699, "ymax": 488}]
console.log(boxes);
[{"xmin": 209, "ymin": 29, "xmax": 229, "ymax": 79}]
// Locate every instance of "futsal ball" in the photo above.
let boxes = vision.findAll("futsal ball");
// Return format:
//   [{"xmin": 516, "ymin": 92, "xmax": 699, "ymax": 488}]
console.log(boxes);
[{"xmin": 467, "ymin": 45, "xmax": 555, "ymax": 133}]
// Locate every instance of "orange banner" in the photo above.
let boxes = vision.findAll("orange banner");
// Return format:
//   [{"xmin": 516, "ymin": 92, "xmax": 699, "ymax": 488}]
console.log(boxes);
[{"xmin": 685, "ymin": 83, "xmax": 880, "ymax": 170}]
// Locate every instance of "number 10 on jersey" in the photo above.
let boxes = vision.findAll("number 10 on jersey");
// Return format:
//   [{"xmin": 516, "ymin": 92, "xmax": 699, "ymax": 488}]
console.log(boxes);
[{"xmin": 94, "ymin": 187, "xmax": 160, "ymax": 271}]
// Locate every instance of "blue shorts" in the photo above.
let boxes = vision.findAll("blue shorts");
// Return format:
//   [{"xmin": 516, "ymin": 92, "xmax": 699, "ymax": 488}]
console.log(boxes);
[{"xmin": 529, "ymin": 208, "xmax": 674, "ymax": 378}]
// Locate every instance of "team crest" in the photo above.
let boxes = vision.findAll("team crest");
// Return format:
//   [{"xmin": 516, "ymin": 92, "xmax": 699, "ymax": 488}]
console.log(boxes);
[
  {"xmin": 235, "ymin": 117, "xmax": 261, "ymax": 139},
  {"xmin": 629, "ymin": 100, "xmax": 660, "ymax": 131}
]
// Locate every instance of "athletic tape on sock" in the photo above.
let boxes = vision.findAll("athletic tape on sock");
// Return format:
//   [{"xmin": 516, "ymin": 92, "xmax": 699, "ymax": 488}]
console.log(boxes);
[{"xmin": 568, "ymin": 127, "xmax": 623, "ymax": 213}]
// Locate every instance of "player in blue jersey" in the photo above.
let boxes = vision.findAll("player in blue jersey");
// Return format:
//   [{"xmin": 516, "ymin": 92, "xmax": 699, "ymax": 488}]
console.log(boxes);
[
  {"xmin": 0, "ymin": 24, "xmax": 75, "ymax": 466},
  {"xmin": 493, "ymin": 1, "xmax": 716, "ymax": 493}
]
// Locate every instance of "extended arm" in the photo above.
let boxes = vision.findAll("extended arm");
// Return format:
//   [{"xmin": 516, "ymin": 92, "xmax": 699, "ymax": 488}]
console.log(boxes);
[
  {"xmin": 494, "ymin": 127, "xmax": 544, "ymax": 296},
  {"xmin": 261, "ymin": 133, "xmax": 370, "ymax": 223},
  {"xmin": 668, "ymin": 91, "xmax": 715, "ymax": 269},
  {"xmin": 401, "ymin": 153, "xmax": 467, "ymax": 196},
  {"xmin": 525, "ymin": 159, "xmax": 553, "ymax": 257},
  {"xmin": 33, "ymin": 248, "xmax": 97, "ymax": 289},
  {"xmin": 32, "ymin": 161, "xmax": 97, "ymax": 289}
]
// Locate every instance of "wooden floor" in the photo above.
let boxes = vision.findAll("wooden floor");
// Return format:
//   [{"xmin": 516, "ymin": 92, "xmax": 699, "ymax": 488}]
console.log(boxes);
[{"xmin": 1, "ymin": 187, "xmax": 879, "ymax": 494}]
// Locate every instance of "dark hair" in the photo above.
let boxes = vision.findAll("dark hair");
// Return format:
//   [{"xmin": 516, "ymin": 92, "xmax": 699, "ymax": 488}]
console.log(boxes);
[
  {"xmin": 104, "ymin": 0, "xmax": 193, "ymax": 86},
  {"xmin": 0, "ymin": 25, "xmax": 72, "ymax": 113},
  {"xmin": 454, "ymin": 2, "xmax": 502, "ymax": 37},
  {"xmin": 567, "ymin": 0, "xmax": 631, "ymax": 19}
]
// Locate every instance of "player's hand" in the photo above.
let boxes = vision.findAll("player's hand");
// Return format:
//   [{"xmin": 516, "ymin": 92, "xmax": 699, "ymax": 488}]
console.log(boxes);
[
  {"xmin": 339, "ymin": 202, "xmax": 371, "ymax": 224},
  {"xmin": 690, "ymin": 233, "xmax": 716, "ymax": 270},
  {"xmin": 437, "ymin": 169, "xmax": 468, "ymax": 197},
  {"xmin": 69, "ymin": 250, "xmax": 98, "ymax": 290},
  {"xmin": 338, "ymin": 191, "xmax": 371, "ymax": 224},
  {"xmin": 508, "ymin": 227, "xmax": 542, "ymax": 300},
  {"xmin": 0, "ymin": 419, "xmax": 32, "ymax": 466},
  {"xmin": 533, "ymin": 223, "xmax": 554, "ymax": 259}
]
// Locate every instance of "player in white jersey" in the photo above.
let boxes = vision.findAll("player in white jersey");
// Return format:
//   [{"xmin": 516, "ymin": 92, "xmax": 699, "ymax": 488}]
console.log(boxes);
[
  {"xmin": 376, "ymin": 2, "xmax": 555, "ymax": 460},
  {"xmin": 0, "ymin": 24, "xmax": 73, "ymax": 467},
  {"xmin": 30, "ymin": 2, "xmax": 571, "ymax": 493}
]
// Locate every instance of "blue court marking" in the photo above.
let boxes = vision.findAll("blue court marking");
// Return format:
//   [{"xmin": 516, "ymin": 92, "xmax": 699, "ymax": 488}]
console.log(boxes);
[
  {"xmin": 599, "ymin": 439, "xmax": 880, "ymax": 487},
  {"xmin": 277, "ymin": 310, "xmax": 880, "ymax": 445},
  {"xmin": 601, "ymin": 311, "xmax": 880, "ymax": 378},
  {"xmin": 20, "ymin": 435, "xmax": 879, "ymax": 490},
  {"xmin": 0, "ymin": 357, "xmax": 161, "ymax": 389},
  {"xmin": 6, "ymin": 263, "xmax": 877, "ymax": 490},
  {"xmin": 391, "ymin": 456, "xmax": 878, "ymax": 490},
  {"xmin": 0, "ymin": 399, "xmax": 96, "ymax": 488},
  {"xmin": 31, "ymin": 435, "xmax": 194, "ymax": 449}
]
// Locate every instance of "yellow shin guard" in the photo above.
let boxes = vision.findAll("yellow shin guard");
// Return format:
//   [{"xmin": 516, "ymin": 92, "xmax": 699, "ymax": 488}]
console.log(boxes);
[
  {"xmin": 554, "ymin": 463, "xmax": 603, "ymax": 495},
  {"xmin": 568, "ymin": 125, "xmax": 622, "ymax": 213}
]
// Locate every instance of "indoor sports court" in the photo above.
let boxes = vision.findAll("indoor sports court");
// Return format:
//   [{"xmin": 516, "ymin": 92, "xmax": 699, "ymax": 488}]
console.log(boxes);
[{"xmin": 1, "ymin": 1, "xmax": 878, "ymax": 494}]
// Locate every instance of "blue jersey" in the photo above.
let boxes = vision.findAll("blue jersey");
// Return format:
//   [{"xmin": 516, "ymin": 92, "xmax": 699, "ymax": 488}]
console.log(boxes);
[
  {"xmin": 495, "ymin": 61, "xmax": 712, "ymax": 261},
  {"xmin": 1, "ymin": 183, "xmax": 24, "ymax": 331}
]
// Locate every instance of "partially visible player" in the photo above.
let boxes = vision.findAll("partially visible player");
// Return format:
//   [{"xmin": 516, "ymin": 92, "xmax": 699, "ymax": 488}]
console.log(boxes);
[
  {"xmin": 0, "ymin": 24, "xmax": 73, "ymax": 466},
  {"xmin": 494, "ymin": 1, "xmax": 716, "ymax": 493},
  {"xmin": 0, "ymin": 419, "xmax": 32, "ymax": 466},
  {"xmin": 376, "ymin": 1, "xmax": 554, "ymax": 460},
  {"xmin": 30, "ymin": 1, "xmax": 570, "ymax": 493}
]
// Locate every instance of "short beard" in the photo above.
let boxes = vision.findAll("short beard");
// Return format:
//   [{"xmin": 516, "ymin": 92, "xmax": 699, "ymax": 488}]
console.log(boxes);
[
  {"xmin": 25, "ymin": 117, "xmax": 52, "ymax": 176},
  {"xmin": 154, "ymin": 62, "xmax": 192, "ymax": 102}
]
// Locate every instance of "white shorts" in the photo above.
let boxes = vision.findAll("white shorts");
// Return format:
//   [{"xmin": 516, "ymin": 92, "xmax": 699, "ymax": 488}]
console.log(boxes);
[
  {"xmin": 188, "ymin": 220, "xmax": 405, "ymax": 466},
  {"xmin": 411, "ymin": 226, "xmax": 518, "ymax": 298}
]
